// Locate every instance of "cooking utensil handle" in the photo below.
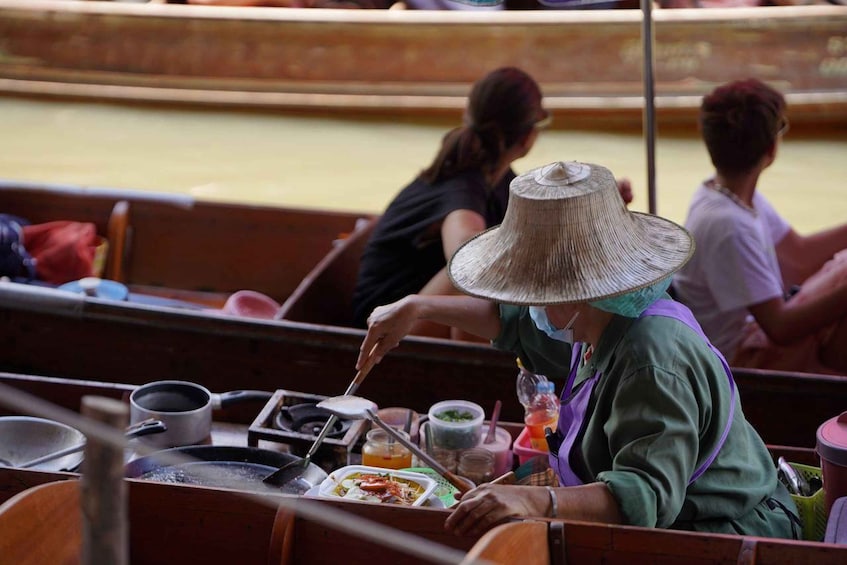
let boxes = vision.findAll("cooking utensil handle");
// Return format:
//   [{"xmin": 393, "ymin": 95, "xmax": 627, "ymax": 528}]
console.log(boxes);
[
  {"xmin": 304, "ymin": 414, "xmax": 340, "ymax": 460},
  {"xmin": 367, "ymin": 409, "xmax": 474, "ymax": 494},
  {"xmin": 19, "ymin": 443, "xmax": 85, "ymax": 469},
  {"xmin": 489, "ymin": 471, "xmax": 516, "ymax": 485},
  {"xmin": 19, "ymin": 419, "xmax": 168, "ymax": 469},
  {"xmin": 303, "ymin": 343, "xmax": 381, "ymax": 463},
  {"xmin": 345, "ymin": 342, "xmax": 380, "ymax": 396}
]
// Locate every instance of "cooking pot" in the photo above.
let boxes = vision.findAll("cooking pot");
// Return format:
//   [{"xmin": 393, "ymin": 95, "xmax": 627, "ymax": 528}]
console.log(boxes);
[
  {"xmin": 124, "ymin": 445, "xmax": 327, "ymax": 495},
  {"xmin": 130, "ymin": 381, "xmax": 273, "ymax": 448}
]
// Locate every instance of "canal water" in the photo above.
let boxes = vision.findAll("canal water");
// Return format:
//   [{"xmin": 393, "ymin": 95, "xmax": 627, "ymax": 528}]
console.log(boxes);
[{"xmin": 2, "ymin": 97, "xmax": 845, "ymax": 233}]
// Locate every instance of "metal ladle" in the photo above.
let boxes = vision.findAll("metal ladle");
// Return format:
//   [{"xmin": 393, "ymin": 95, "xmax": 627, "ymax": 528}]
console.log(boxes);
[
  {"xmin": 262, "ymin": 343, "xmax": 381, "ymax": 487},
  {"xmin": 316, "ymin": 395, "xmax": 474, "ymax": 494}
]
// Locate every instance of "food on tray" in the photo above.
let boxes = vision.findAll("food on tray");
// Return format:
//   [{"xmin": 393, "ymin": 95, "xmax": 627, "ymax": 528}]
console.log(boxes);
[{"xmin": 333, "ymin": 472, "xmax": 426, "ymax": 505}]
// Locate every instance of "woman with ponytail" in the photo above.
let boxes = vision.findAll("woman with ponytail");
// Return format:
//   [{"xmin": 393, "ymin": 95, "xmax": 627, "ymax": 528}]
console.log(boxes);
[{"xmin": 352, "ymin": 67, "xmax": 551, "ymax": 338}]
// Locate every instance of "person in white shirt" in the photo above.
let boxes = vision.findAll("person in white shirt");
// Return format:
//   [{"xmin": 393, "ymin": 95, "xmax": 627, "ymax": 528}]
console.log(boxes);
[{"xmin": 673, "ymin": 78, "xmax": 847, "ymax": 374}]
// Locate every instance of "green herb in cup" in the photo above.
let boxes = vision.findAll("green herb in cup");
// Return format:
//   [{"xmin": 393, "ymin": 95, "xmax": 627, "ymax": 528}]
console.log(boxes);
[{"xmin": 436, "ymin": 409, "xmax": 475, "ymax": 422}]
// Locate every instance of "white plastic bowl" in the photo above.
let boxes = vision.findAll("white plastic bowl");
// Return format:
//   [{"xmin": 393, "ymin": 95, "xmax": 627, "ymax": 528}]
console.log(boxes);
[
  {"xmin": 427, "ymin": 400, "xmax": 485, "ymax": 450},
  {"xmin": 317, "ymin": 465, "xmax": 437, "ymax": 507}
]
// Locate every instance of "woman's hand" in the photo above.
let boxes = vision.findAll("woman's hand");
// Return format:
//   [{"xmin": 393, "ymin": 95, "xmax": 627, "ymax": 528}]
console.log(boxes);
[
  {"xmin": 356, "ymin": 296, "xmax": 420, "ymax": 370},
  {"xmin": 444, "ymin": 485, "xmax": 547, "ymax": 537}
]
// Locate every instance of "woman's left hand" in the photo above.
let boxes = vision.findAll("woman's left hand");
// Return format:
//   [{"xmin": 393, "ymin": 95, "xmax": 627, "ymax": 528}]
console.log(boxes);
[{"xmin": 444, "ymin": 484, "xmax": 545, "ymax": 537}]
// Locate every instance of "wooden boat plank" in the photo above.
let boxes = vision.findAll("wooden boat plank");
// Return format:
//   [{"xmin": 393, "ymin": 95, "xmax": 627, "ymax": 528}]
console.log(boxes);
[
  {"xmin": 2, "ymin": 293, "xmax": 846, "ymax": 447},
  {"xmin": 127, "ymin": 480, "xmax": 280, "ymax": 565},
  {"xmin": 6, "ymin": 469, "xmax": 846, "ymax": 565},
  {"xmin": 288, "ymin": 497, "xmax": 478, "ymax": 564},
  {"xmin": 754, "ymin": 540, "xmax": 847, "ymax": 564},
  {"xmin": 0, "ymin": 2, "xmax": 844, "ymax": 128}
]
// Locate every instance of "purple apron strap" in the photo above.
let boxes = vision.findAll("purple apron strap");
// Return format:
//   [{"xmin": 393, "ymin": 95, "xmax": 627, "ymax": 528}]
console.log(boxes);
[
  {"xmin": 549, "ymin": 344, "xmax": 598, "ymax": 486},
  {"xmin": 549, "ymin": 299, "xmax": 737, "ymax": 487},
  {"xmin": 642, "ymin": 300, "xmax": 737, "ymax": 485}
]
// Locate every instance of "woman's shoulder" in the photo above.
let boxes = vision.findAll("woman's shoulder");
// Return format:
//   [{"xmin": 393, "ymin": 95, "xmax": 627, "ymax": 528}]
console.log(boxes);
[{"xmin": 615, "ymin": 313, "xmax": 720, "ymax": 380}]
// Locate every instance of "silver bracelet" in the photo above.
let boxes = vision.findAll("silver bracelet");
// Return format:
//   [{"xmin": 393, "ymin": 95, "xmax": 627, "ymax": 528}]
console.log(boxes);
[{"xmin": 545, "ymin": 486, "xmax": 558, "ymax": 518}]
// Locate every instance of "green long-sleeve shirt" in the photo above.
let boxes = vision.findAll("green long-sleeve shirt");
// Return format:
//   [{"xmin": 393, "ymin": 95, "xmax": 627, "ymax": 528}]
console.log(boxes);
[{"xmin": 494, "ymin": 302, "xmax": 797, "ymax": 538}]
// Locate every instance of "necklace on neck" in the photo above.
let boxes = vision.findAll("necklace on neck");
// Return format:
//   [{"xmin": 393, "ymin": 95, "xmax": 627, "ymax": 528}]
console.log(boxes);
[{"xmin": 707, "ymin": 179, "xmax": 756, "ymax": 216}]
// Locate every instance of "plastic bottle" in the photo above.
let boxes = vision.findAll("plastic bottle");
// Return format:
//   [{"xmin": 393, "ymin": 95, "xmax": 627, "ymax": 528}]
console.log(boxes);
[
  {"xmin": 515, "ymin": 358, "xmax": 549, "ymax": 410},
  {"xmin": 524, "ymin": 381, "xmax": 560, "ymax": 452}
]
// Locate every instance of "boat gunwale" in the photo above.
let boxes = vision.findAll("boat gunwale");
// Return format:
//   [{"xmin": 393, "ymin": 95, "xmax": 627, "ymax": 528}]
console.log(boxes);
[{"xmin": 0, "ymin": 0, "xmax": 844, "ymax": 27}]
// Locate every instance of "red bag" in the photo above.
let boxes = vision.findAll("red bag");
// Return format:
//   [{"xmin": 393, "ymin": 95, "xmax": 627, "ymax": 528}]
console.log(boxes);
[{"xmin": 22, "ymin": 221, "xmax": 100, "ymax": 284}]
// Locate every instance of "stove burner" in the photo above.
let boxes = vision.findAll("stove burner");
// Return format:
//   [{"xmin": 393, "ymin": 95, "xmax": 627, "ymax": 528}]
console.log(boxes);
[{"xmin": 274, "ymin": 403, "xmax": 352, "ymax": 438}]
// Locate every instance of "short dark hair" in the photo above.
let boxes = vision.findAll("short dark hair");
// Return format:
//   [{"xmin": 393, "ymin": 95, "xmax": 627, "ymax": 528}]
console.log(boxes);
[
  {"xmin": 699, "ymin": 78, "xmax": 786, "ymax": 174},
  {"xmin": 421, "ymin": 67, "xmax": 546, "ymax": 184}
]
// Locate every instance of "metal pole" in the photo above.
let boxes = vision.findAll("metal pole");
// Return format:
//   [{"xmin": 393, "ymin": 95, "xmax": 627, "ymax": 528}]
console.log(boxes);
[{"xmin": 641, "ymin": 0, "xmax": 658, "ymax": 215}]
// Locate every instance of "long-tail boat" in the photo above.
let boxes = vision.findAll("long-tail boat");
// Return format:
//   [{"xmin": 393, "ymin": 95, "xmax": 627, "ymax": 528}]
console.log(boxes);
[
  {"xmin": 0, "ymin": 372, "xmax": 845, "ymax": 564},
  {"xmin": 0, "ymin": 1, "xmax": 845, "ymax": 130}
]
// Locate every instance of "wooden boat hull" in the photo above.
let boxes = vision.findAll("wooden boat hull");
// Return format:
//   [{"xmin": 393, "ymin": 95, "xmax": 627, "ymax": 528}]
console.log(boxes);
[
  {"xmin": 2, "ymin": 467, "xmax": 847, "ymax": 565},
  {"xmin": 0, "ymin": 286, "xmax": 844, "ymax": 451},
  {"xmin": 0, "ymin": 1, "xmax": 845, "ymax": 129},
  {"xmin": 2, "ymin": 373, "xmax": 842, "ymax": 564}
]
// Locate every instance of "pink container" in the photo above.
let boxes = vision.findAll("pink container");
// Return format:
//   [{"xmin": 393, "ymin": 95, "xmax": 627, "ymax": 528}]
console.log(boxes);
[
  {"xmin": 478, "ymin": 426, "xmax": 514, "ymax": 477},
  {"xmin": 514, "ymin": 426, "xmax": 548, "ymax": 465},
  {"xmin": 222, "ymin": 290, "xmax": 281, "ymax": 319},
  {"xmin": 816, "ymin": 411, "xmax": 847, "ymax": 515}
]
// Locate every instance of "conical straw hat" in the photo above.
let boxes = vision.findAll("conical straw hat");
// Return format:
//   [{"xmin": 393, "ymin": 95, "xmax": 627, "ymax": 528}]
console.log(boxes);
[{"xmin": 447, "ymin": 161, "xmax": 694, "ymax": 305}]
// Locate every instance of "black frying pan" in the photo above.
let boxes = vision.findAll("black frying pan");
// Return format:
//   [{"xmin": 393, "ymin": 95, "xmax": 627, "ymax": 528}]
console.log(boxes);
[{"xmin": 124, "ymin": 445, "xmax": 327, "ymax": 495}]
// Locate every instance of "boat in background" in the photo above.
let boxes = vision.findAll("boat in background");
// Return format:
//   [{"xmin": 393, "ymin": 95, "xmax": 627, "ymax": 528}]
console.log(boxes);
[
  {"xmin": 0, "ymin": 178, "xmax": 369, "ymax": 307},
  {"xmin": 0, "ymin": 1, "xmax": 845, "ymax": 130}
]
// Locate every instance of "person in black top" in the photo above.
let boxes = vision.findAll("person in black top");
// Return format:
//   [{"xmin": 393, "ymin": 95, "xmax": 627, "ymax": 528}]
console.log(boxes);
[{"xmin": 352, "ymin": 67, "xmax": 551, "ymax": 339}]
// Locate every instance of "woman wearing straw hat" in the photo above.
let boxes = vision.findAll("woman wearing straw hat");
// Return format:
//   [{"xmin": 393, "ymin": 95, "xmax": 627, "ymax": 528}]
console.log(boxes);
[
  {"xmin": 352, "ymin": 67, "xmax": 633, "ymax": 340},
  {"xmin": 357, "ymin": 161, "xmax": 797, "ymax": 538}
]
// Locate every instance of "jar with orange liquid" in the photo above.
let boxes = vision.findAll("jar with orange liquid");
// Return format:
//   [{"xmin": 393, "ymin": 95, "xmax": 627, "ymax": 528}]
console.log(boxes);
[{"xmin": 361, "ymin": 428, "xmax": 413, "ymax": 470}]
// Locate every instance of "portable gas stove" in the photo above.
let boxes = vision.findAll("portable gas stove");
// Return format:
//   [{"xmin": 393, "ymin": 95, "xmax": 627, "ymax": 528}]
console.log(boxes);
[{"xmin": 247, "ymin": 389, "xmax": 367, "ymax": 471}]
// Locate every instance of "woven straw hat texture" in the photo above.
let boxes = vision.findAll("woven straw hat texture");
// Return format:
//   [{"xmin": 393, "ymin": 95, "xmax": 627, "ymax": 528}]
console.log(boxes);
[{"xmin": 448, "ymin": 161, "xmax": 694, "ymax": 305}]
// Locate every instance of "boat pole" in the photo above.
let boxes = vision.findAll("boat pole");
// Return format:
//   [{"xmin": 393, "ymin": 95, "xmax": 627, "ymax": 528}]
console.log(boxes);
[{"xmin": 641, "ymin": 0, "xmax": 658, "ymax": 215}]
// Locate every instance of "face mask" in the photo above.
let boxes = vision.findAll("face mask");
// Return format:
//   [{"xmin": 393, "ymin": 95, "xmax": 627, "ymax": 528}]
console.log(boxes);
[{"xmin": 529, "ymin": 308, "xmax": 580, "ymax": 344}]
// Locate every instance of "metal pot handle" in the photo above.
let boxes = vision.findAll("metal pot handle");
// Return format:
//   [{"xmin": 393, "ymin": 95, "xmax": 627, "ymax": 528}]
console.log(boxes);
[
  {"xmin": 125, "ymin": 418, "xmax": 168, "ymax": 439},
  {"xmin": 213, "ymin": 390, "xmax": 274, "ymax": 409}
]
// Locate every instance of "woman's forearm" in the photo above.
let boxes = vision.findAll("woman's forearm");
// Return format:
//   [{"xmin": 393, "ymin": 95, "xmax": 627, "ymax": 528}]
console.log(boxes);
[
  {"xmin": 553, "ymin": 482, "xmax": 623, "ymax": 524},
  {"xmin": 412, "ymin": 295, "xmax": 501, "ymax": 340}
]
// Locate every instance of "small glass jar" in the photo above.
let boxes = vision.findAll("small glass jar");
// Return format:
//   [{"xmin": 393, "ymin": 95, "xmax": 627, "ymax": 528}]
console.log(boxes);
[
  {"xmin": 457, "ymin": 448, "xmax": 495, "ymax": 485},
  {"xmin": 361, "ymin": 429, "xmax": 412, "ymax": 470},
  {"xmin": 431, "ymin": 446, "xmax": 459, "ymax": 473}
]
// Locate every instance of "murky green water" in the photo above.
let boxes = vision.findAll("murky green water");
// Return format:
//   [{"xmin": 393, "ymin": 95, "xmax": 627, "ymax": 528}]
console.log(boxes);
[{"xmin": 2, "ymin": 97, "xmax": 845, "ymax": 233}]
